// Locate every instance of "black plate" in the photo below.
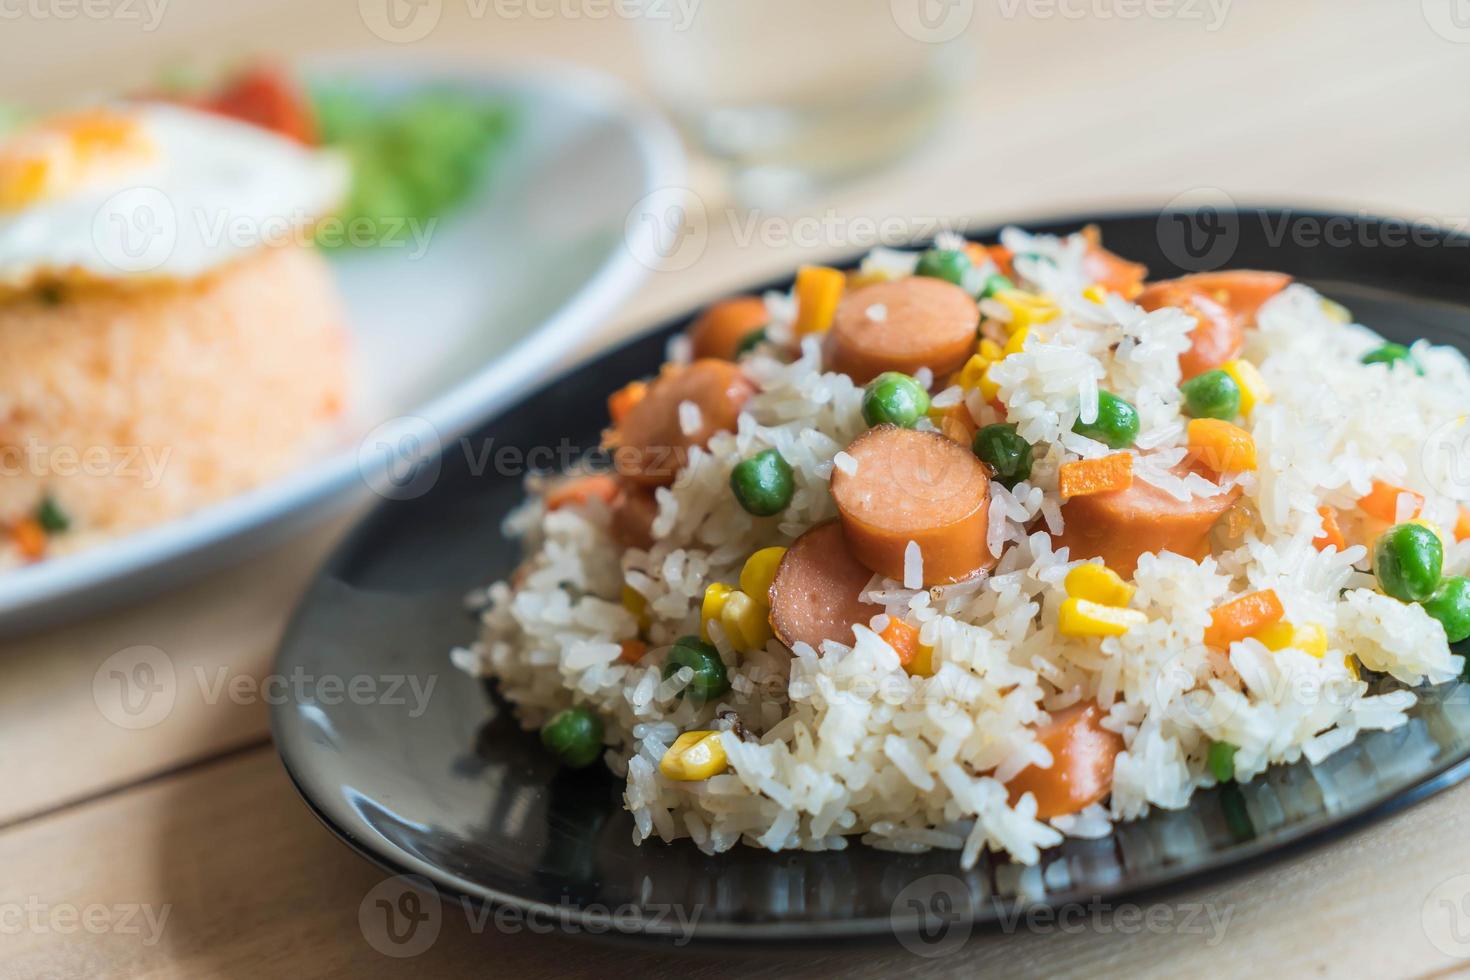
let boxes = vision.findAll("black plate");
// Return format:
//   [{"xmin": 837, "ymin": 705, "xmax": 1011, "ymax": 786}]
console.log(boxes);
[{"xmin": 272, "ymin": 209, "xmax": 1470, "ymax": 946}]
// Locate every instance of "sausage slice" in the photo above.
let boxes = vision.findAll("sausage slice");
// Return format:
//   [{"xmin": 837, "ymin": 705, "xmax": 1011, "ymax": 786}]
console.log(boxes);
[
  {"xmin": 824, "ymin": 279, "xmax": 979, "ymax": 384},
  {"xmin": 1137, "ymin": 270, "xmax": 1292, "ymax": 380},
  {"xmin": 687, "ymin": 296, "xmax": 768, "ymax": 361},
  {"xmin": 1080, "ymin": 225, "xmax": 1148, "ymax": 299},
  {"xmin": 609, "ymin": 481, "xmax": 658, "ymax": 549},
  {"xmin": 609, "ymin": 359, "xmax": 755, "ymax": 486},
  {"xmin": 1006, "ymin": 701, "xmax": 1124, "ymax": 819},
  {"xmin": 768, "ymin": 522, "xmax": 882, "ymax": 651},
  {"xmin": 830, "ymin": 425, "xmax": 995, "ymax": 585},
  {"xmin": 1053, "ymin": 462, "xmax": 1241, "ymax": 576}
]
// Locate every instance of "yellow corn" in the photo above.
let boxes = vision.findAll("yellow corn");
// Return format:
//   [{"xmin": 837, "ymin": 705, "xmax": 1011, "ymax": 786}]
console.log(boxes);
[
  {"xmin": 978, "ymin": 338, "xmax": 1004, "ymax": 362},
  {"xmin": 958, "ymin": 354, "xmax": 989, "ymax": 390},
  {"xmin": 1058, "ymin": 597, "xmax": 1148, "ymax": 638},
  {"xmin": 978, "ymin": 364, "xmax": 1001, "ymax": 402},
  {"xmin": 621, "ymin": 584, "xmax": 650, "ymax": 631},
  {"xmin": 1256, "ymin": 621, "xmax": 1328, "ymax": 658},
  {"xmin": 1221, "ymin": 359, "xmax": 1271, "ymax": 416},
  {"xmin": 906, "ymin": 643, "xmax": 936, "ymax": 678},
  {"xmin": 700, "ymin": 582, "xmax": 733, "ymax": 641},
  {"xmin": 994, "ymin": 290, "xmax": 1059, "ymax": 331},
  {"xmin": 1082, "ymin": 284, "xmax": 1108, "ymax": 305},
  {"xmin": 1344, "ymin": 654, "xmax": 1361, "ymax": 680},
  {"xmin": 659, "ymin": 731, "xmax": 728, "ymax": 781},
  {"xmin": 1003, "ymin": 325, "xmax": 1030, "ymax": 358},
  {"xmin": 720, "ymin": 589, "xmax": 771, "ymax": 652},
  {"xmin": 1321, "ymin": 298, "xmax": 1352, "ymax": 324},
  {"xmin": 793, "ymin": 265, "xmax": 845, "ymax": 336},
  {"xmin": 1064, "ymin": 563, "xmax": 1135, "ymax": 608},
  {"xmin": 739, "ymin": 547, "xmax": 787, "ymax": 604}
]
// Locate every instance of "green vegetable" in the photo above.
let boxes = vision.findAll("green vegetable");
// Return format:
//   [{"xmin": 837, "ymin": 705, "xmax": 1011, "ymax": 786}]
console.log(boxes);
[
  {"xmin": 1423, "ymin": 576, "xmax": 1470, "ymax": 643},
  {"xmin": 36, "ymin": 496, "xmax": 68, "ymax": 534},
  {"xmin": 734, "ymin": 328, "xmax": 767, "ymax": 357},
  {"xmin": 1180, "ymin": 370, "xmax": 1242, "ymax": 421},
  {"xmin": 730, "ymin": 449, "xmax": 795, "ymax": 517},
  {"xmin": 1361, "ymin": 343, "xmax": 1422, "ymax": 374},
  {"xmin": 1374, "ymin": 522, "xmax": 1443, "ymax": 602},
  {"xmin": 1072, "ymin": 391, "xmax": 1141, "ymax": 450},
  {"xmin": 539, "ymin": 707, "xmax": 604, "ymax": 768},
  {"xmin": 914, "ymin": 248, "xmax": 973, "ymax": 287},
  {"xmin": 1207, "ymin": 741, "xmax": 1237, "ymax": 783},
  {"xmin": 862, "ymin": 372, "xmax": 931, "ymax": 429},
  {"xmin": 663, "ymin": 637, "xmax": 730, "ymax": 701},
  {"xmin": 972, "ymin": 423, "xmax": 1033, "ymax": 488},
  {"xmin": 979, "ymin": 272, "xmax": 1014, "ymax": 299}
]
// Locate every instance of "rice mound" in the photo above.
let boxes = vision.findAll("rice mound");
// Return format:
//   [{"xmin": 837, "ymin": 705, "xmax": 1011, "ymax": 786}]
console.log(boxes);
[
  {"xmin": 0, "ymin": 243, "xmax": 347, "ymax": 561},
  {"xmin": 465, "ymin": 227, "xmax": 1467, "ymax": 867}
]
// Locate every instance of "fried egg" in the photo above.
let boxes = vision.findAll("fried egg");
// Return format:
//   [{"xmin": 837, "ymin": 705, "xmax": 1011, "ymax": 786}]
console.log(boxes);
[{"xmin": 0, "ymin": 103, "xmax": 347, "ymax": 289}]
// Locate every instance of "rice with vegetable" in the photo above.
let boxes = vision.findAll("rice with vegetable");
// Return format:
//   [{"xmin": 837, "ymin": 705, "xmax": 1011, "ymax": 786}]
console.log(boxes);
[{"xmin": 461, "ymin": 226, "xmax": 1469, "ymax": 866}]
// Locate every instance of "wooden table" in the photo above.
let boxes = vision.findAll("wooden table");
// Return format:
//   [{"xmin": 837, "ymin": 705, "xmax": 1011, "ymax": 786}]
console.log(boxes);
[{"xmin": 5, "ymin": 3, "xmax": 1470, "ymax": 976}]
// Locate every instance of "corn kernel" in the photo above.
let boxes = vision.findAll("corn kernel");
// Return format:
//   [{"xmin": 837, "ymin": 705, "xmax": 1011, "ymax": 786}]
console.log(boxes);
[
  {"xmin": 906, "ymin": 643, "xmax": 936, "ymax": 678},
  {"xmin": 1003, "ymin": 325, "xmax": 1030, "ymax": 358},
  {"xmin": 739, "ymin": 547, "xmax": 787, "ymax": 604},
  {"xmin": 958, "ymin": 354, "xmax": 989, "ymax": 391},
  {"xmin": 1221, "ymin": 359, "xmax": 1271, "ymax": 416},
  {"xmin": 793, "ymin": 265, "xmax": 845, "ymax": 336},
  {"xmin": 994, "ymin": 290, "xmax": 1059, "ymax": 331},
  {"xmin": 700, "ymin": 582, "xmax": 733, "ymax": 641},
  {"xmin": 979, "ymin": 364, "xmax": 1001, "ymax": 402},
  {"xmin": 1343, "ymin": 654, "xmax": 1361, "ymax": 680},
  {"xmin": 978, "ymin": 338, "xmax": 1004, "ymax": 362},
  {"xmin": 720, "ymin": 589, "xmax": 772, "ymax": 652},
  {"xmin": 1064, "ymin": 563, "xmax": 1135, "ymax": 607},
  {"xmin": 1256, "ymin": 621, "xmax": 1328, "ymax": 658},
  {"xmin": 621, "ymin": 584, "xmax": 650, "ymax": 631},
  {"xmin": 659, "ymin": 730, "xmax": 728, "ymax": 781},
  {"xmin": 1321, "ymin": 298, "xmax": 1352, "ymax": 324},
  {"xmin": 1058, "ymin": 597, "xmax": 1147, "ymax": 637},
  {"xmin": 1082, "ymin": 284, "xmax": 1108, "ymax": 305}
]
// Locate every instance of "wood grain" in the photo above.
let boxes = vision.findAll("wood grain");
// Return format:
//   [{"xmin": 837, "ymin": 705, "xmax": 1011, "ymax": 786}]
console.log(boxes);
[{"xmin": 3, "ymin": 1, "xmax": 1470, "ymax": 977}]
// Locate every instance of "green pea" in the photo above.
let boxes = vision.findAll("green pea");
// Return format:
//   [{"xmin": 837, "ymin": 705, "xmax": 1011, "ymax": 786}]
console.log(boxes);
[
  {"xmin": 734, "ymin": 327, "xmax": 767, "ymax": 357},
  {"xmin": 36, "ymin": 496, "xmax": 69, "ymax": 533},
  {"xmin": 663, "ymin": 637, "xmax": 730, "ymax": 701},
  {"xmin": 1423, "ymin": 576, "xmax": 1470, "ymax": 643},
  {"xmin": 1374, "ymin": 522, "xmax": 1443, "ymax": 602},
  {"xmin": 972, "ymin": 423, "xmax": 1033, "ymax": 488},
  {"xmin": 540, "ymin": 707, "xmax": 604, "ymax": 768},
  {"xmin": 1072, "ymin": 390, "xmax": 1141, "ymax": 450},
  {"xmin": 862, "ymin": 372, "xmax": 931, "ymax": 428},
  {"xmin": 1361, "ymin": 342, "xmax": 1423, "ymax": 374},
  {"xmin": 979, "ymin": 272, "xmax": 1014, "ymax": 299},
  {"xmin": 914, "ymin": 248, "xmax": 973, "ymax": 287},
  {"xmin": 1180, "ymin": 370, "xmax": 1241, "ymax": 421},
  {"xmin": 730, "ymin": 449, "xmax": 794, "ymax": 517},
  {"xmin": 1207, "ymin": 741, "xmax": 1237, "ymax": 783}
]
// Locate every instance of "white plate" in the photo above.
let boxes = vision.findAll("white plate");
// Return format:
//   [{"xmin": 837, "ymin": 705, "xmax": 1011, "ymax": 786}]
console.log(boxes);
[{"xmin": 0, "ymin": 58, "xmax": 683, "ymax": 633}]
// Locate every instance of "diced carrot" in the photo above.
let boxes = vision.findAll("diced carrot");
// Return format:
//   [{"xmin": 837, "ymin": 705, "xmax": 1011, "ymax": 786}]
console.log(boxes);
[
  {"xmin": 1314, "ymin": 505, "xmax": 1347, "ymax": 552},
  {"xmin": 196, "ymin": 64, "xmax": 317, "ymax": 145},
  {"xmin": 1204, "ymin": 589, "xmax": 1285, "ymax": 649},
  {"xmin": 879, "ymin": 618, "xmax": 920, "ymax": 667},
  {"xmin": 1457, "ymin": 506, "xmax": 1470, "ymax": 542},
  {"xmin": 1080, "ymin": 225, "xmax": 1147, "ymax": 300},
  {"xmin": 965, "ymin": 242, "xmax": 1016, "ymax": 280},
  {"xmin": 1059, "ymin": 453, "xmax": 1134, "ymax": 499},
  {"xmin": 793, "ymin": 265, "xmax": 845, "ymax": 336},
  {"xmin": 1359, "ymin": 479, "xmax": 1424, "ymax": 523},
  {"xmin": 930, "ymin": 401, "xmax": 978, "ymax": 445},
  {"xmin": 12, "ymin": 517, "xmax": 46, "ymax": 562},
  {"xmin": 1186, "ymin": 418, "xmax": 1257, "ymax": 473},
  {"xmin": 607, "ymin": 380, "xmax": 647, "ymax": 427},
  {"xmin": 545, "ymin": 473, "xmax": 620, "ymax": 512},
  {"xmin": 618, "ymin": 639, "xmax": 647, "ymax": 665}
]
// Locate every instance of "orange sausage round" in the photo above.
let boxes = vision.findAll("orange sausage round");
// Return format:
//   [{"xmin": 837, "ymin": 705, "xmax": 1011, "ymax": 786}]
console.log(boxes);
[
  {"xmin": 609, "ymin": 481, "xmax": 658, "ymax": 549},
  {"xmin": 823, "ymin": 279, "xmax": 979, "ymax": 384},
  {"xmin": 687, "ymin": 296, "xmax": 768, "ymax": 361},
  {"xmin": 768, "ymin": 521, "xmax": 882, "ymax": 651},
  {"xmin": 1137, "ymin": 270, "xmax": 1292, "ymax": 380},
  {"xmin": 1006, "ymin": 701, "xmax": 1124, "ymax": 819},
  {"xmin": 611, "ymin": 359, "xmax": 755, "ymax": 487},
  {"xmin": 1054, "ymin": 462, "xmax": 1241, "ymax": 577},
  {"xmin": 830, "ymin": 425, "xmax": 995, "ymax": 586},
  {"xmin": 1080, "ymin": 225, "xmax": 1148, "ymax": 299}
]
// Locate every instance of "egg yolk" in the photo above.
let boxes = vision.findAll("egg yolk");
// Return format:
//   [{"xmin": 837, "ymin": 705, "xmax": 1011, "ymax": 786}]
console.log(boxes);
[{"xmin": 0, "ymin": 109, "xmax": 157, "ymax": 212}]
